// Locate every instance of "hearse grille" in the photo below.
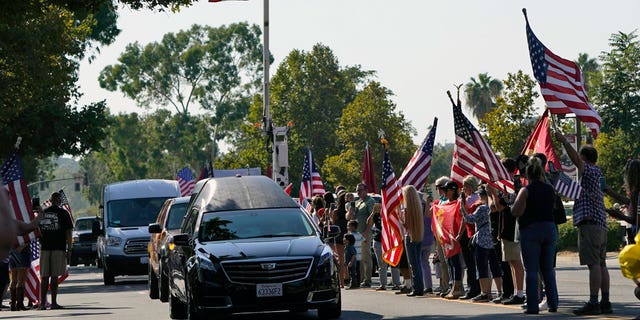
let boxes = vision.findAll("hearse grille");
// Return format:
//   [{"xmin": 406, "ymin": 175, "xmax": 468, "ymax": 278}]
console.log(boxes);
[
  {"xmin": 124, "ymin": 238, "xmax": 149, "ymax": 255},
  {"xmin": 222, "ymin": 258, "xmax": 313, "ymax": 284}
]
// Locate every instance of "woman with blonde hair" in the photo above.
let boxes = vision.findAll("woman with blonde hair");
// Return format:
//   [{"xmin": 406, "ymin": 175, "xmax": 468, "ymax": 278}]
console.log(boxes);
[{"xmin": 402, "ymin": 185, "xmax": 425, "ymax": 296}]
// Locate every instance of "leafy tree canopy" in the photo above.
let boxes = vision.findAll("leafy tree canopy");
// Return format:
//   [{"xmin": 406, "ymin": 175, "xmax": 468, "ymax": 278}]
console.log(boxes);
[
  {"xmin": 99, "ymin": 23, "xmax": 265, "ymax": 140},
  {"xmin": 479, "ymin": 70, "xmax": 539, "ymax": 159},
  {"xmin": 323, "ymin": 81, "xmax": 415, "ymax": 191}
]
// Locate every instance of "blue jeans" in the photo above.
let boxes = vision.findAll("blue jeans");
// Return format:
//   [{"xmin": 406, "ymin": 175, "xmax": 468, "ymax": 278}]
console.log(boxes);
[
  {"xmin": 406, "ymin": 240, "xmax": 424, "ymax": 293},
  {"xmin": 420, "ymin": 243, "xmax": 433, "ymax": 290},
  {"xmin": 373, "ymin": 240, "xmax": 401, "ymax": 287},
  {"xmin": 520, "ymin": 221, "xmax": 559, "ymax": 312}
]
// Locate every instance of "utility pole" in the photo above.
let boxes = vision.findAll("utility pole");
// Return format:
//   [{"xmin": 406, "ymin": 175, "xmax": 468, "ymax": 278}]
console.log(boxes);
[{"xmin": 262, "ymin": 0, "xmax": 289, "ymax": 187}]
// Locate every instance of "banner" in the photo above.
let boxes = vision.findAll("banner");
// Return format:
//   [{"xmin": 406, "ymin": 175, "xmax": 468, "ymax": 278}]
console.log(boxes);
[{"xmin": 431, "ymin": 200, "xmax": 462, "ymax": 258}]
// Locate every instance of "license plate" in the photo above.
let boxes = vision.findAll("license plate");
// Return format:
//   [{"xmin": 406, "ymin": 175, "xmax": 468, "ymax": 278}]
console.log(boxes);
[
  {"xmin": 140, "ymin": 257, "xmax": 149, "ymax": 264},
  {"xmin": 256, "ymin": 283, "xmax": 282, "ymax": 297}
]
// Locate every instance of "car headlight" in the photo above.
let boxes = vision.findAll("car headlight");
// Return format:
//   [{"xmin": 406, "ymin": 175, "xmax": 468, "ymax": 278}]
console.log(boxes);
[
  {"xmin": 72, "ymin": 235, "xmax": 79, "ymax": 243},
  {"xmin": 196, "ymin": 253, "xmax": 218, "ymax": 282},
  {"xmin": 106, "ymin": 236, "xmax": 122, "ymax": 247},
  {"xmin": 317, "ymin": 245, "xmax": 335, "ymax": 275}
]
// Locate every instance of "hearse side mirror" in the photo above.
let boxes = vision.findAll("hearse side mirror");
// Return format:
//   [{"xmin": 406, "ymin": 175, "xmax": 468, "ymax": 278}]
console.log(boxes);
[
  {"xmin": 172, "ymin": 234, "xmax": 190, "ymax": 246},
  {"xmin": 148, "ymin": 223, "xmax": 162, "ymax": 234}
]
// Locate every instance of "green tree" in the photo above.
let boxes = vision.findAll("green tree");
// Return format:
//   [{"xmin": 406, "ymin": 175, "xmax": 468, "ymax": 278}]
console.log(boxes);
[
  {"xmin": 98, "ymin": 23, "xmax": 264, "ymax": 140},
  {"xmin": 323, "ymin": 82, "xmax": 415, "ymax": 190},
  {"xmin": 269, "ymin": 44, "xmax": 373, "ymax": 190},
  {"xmin": 594, "ymin": 129, "xmax": 640, "ymax": 195},
  {"xmin": 464, "ymin": 73, "xmax": 503, "ymax": 121},
  {"xmin": 479, "ymin": 71, "xmax": 539, "ymax": 158},
  {"xmin": 0, "ymin": 1, "xmax": 116, "ymax": 178},
  {"xmin": 81, "ymin": 111, "xmax": 212, "ymax": 204},
  {"xmin": 591, "ymin": 31, "xmax": 640, "ymax": 137},
  {"xmin": 429, "ymin": 143, "xmax": 454, "ymax": 184},
  {"xmin": 575, "ymin": 52, "xmax": 600, "ymax": 93}
]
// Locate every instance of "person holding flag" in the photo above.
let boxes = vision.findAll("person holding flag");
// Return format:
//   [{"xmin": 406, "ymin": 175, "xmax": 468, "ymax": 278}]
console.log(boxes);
[{"xmin": 37, "ymin": 192, "xmax": 73, "ymax": 310}]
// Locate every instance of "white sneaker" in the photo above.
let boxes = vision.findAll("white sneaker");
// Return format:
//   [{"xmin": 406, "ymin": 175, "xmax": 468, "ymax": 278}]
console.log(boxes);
[{"xmin": 538, "ymin": 298, "xmax": 548, "ymax": 311}]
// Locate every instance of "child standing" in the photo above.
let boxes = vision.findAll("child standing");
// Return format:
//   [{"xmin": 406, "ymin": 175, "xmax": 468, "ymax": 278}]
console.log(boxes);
[
  {"xmin": 346, "ymin": 220, "xmax": 363, "ymax": 288},
  {"xmin": 344, "ymin": 234, "xmax": 358, "ymax": 290}
]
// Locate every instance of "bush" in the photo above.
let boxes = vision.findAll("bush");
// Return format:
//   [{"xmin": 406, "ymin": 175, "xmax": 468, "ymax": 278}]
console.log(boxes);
[{"xmin": 556, "ymin": 219, "xmax": 626, "ymax": 252}]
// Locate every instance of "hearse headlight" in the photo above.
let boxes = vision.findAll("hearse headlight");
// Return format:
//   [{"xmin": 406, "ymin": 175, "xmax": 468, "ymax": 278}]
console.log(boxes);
[
  {"xmin": 317, "ymin": 245, "xmax": 334, "ymax": 274},
  {"xmin": 196, "ymin": 253, "xmax": 218, "ymax": 282}
]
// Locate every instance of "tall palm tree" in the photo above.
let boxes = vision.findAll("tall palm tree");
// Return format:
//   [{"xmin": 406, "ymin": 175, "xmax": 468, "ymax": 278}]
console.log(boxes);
[
  {"xmin": 464, "ymin": 73, "xmax": 503, "ymax": 120},
  {"xmin": 575, "ymin": 53, "xmax": 600, "ymax": 93}
]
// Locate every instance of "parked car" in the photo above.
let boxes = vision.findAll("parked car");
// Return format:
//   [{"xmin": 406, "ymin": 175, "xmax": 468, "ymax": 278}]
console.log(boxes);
[
  {"xmin": 167, "ymin": 176, "xmax": 341, "ymax": 320},
  {"xmin": 94, "ymin": 179, "xmax": 181, "ymax": 285},
  {"xmin": 71, "ymin": 216, "xmax": 99, "ymax": 266},
  {"xmin": 148, "ymin": 196, "xmax": 190, "ymax": 302}
]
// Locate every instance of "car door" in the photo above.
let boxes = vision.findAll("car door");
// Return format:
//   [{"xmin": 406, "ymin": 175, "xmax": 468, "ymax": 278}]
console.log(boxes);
[{"xmin": 170, "ymin": 206, "xmax": 198, "ymax": 299}]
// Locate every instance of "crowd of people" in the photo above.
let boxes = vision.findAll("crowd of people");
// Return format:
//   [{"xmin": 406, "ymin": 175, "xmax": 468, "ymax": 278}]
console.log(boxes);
[{"xmin": 309, "ymin": 136, "xmax": 624, "ymax": 316}]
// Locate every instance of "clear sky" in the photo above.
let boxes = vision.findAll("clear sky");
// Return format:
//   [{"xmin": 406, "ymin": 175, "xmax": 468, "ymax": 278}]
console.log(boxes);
[{"xmin": 78, "ymin": 0, "xmax": 640, "ymax": 148}]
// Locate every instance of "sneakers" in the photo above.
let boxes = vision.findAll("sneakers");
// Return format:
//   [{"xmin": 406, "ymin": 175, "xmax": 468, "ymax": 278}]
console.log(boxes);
[
  {"xmin": 538, "ymin": 298, "xmax": 548, "ymax": 311},
  {"xmin": 391, "ymin": 285, "xmax": 402, "ymax": 290},
  {"xmin": 360, "ymin": 282, "xmax": 371, "ymax": 288},
  {"xmin": 345, "ymin": 284, "xmax": 360, "ymax": 290},
  {"xmin": 491, "ymin": 296, "xmax": 503, "ymax": 304},
  {"xmin": 600, "ymin": 301, "xmax": 613, "ymax": 314},
  {"xmin": 503, "ymin": 295, "xmax": 526, "ymax": 305},
  {"xmin": 423, "ymin": 288, "xmax": 434, "ymax": 294},
  {"xmin": 471, "ymin": 294, "xmax": 492, "ymax": 303},
  {"xmin": 395, "ymin": 287, "xmax": 412, "ymax": 294},
  {"xmin": 573, "ymin": 302, "xmax": 601, "ymax": 315},
  {"xmin": 375, "ymin": 286, "xmax": 386, "ymax": 291}
]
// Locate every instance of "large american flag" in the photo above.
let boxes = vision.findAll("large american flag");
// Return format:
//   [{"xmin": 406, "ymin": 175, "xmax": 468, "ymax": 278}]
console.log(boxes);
[
  {"xmin": 555, "ymin": 171, "xmax": 582, "ymax": 200},
  {"xmin": 525, "ymin": 13, "xmax": 601, "ymax": 138},
  {"xmin": 177, "ymin": 166, "xmax": 195, "ymax": 196},
  {"xmin": 450, "ymin": 101, "xmax": 514, "ymax": 193},
  {"xmin": 399, "ymin": 117, "xmax": 437, "ymax": 190},
  {"xmin": 299, "ymin": 147, "xmax": 325, "ymax": 204},
  {"xmin": 380, "ymin": 148, "xmax": 404, "ymax": 267},
  {"xmin": 1, "ymin": 151, "xmax": 37, "ymax": 245}
]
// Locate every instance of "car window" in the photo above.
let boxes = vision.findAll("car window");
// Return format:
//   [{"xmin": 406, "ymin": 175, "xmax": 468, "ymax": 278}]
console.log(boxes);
[
  {"xmin": 166, "ymin": 203, "xmax": 188, "ymax": 230},
  {"xmin": 74, "ymin": 218, "xmax": 94, "ymax": 232},
  {"xmin": 199, "ymin": 208, "xmax": 315, "ymax": 242},
  {"xmin": 106, "ymin": 197, "xmax": 169, "ymax": 227}
]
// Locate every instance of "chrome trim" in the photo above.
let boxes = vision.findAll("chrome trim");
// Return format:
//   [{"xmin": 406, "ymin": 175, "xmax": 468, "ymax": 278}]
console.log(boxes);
[{"xmin": 220, "ymin": 256, "xmax": 314, "ymax": 285}]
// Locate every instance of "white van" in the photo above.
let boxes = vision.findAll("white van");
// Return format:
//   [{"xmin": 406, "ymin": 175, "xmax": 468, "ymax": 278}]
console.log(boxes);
[{"xmin": 95, "ymin": 179, "xmax": 180, "ymax": 285}]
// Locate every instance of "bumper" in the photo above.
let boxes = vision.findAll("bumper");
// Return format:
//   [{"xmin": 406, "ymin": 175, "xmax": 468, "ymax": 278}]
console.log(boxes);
[
  {"xmin": 103, "ymin": 255, "xmax": 149, "ymax": 276},
  {"xmin": 192, "ymin": 278, "xmax": 339, "ymax": 313}
]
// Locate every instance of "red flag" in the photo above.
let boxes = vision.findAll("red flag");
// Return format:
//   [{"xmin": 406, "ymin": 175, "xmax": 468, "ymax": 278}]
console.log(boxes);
[
  {"xmin": 450, "ymin": 101, "xmax": 514, "ymax": 193},
  {"xmin": 525, "ymin": 11, "xmax": 601, "ymax": 138},
  {"xmin": 431, "ymin": 200, "xmax": 462, "ymax": 258},
  {"xmin": 399, "ymin": 117, "xmax": 437, "ymax": 190},
  {"xmin": 283, "ymin": 183, "xmax": 292, "ymax": 195},
  {"xmin": 299, "ymin": 147, "xmax": 325, "ymax": 204},
  {"xmin": 380, "ymin": 148, "xmax": 404, "ymax": 267},
  {"xmin": 361, "ymin": 142, "xmax": 378, "ymax": 194},
  {"xmin": 521, "ymin": 109, "xmax": 562, "ymax": 172}
]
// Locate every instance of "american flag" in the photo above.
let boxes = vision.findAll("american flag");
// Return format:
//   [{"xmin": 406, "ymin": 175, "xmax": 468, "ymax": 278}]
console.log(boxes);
[
  {"xmin": 177, "ymin": 166, "xmax": 195, "ymax": 196},
  {"xmin": 450, "ymin": 101, "xmax": 514, "ymax": 193},
  {"xmin": 299, "ymin": 147, "xmax": 325, "ymax": 205},
  {"xmin": 525, "ymin": 12, "xmax": 601, "ymax": 138},
  {"xmin": 1, "ymin": 151, "xmax": 37, "ymax": 245},
  {"xmin": 399, "ymin": 117, "xmax": 437, "ymax": 190},
  {"xmin": 380, "ymin": 148, "xmax": 404, "ymax": 267},
  {"xmin": 58, "ymin": 190, "xmax": 74, "ymax": 223},
  {"xmin": 555, "ymin": 171, "xmax": 582, "ymax": 200}
]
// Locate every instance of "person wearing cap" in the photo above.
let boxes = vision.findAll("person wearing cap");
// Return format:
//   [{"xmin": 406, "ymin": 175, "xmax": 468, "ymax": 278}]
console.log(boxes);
[
  {"xmin": 440, "ymin": 180, "xmax": 465, "ymax": 299},
  {"xmin": 432, "ymin": 176, "xmax": 451, "ymax": 295}
]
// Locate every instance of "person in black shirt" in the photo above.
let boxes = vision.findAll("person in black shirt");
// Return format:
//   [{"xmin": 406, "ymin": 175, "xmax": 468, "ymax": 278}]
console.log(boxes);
[{"xmin": 38, "ymin": 192, "xmax": 73, "ymax": 310}]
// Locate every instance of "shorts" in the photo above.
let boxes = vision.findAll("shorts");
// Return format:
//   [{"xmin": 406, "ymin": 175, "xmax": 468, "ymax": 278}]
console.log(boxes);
[
  {"xmin": 578, "ymin": 224, "xmax": 607, "ymax": 266},
  {"xmin": 40, "ymin": 250, "xmax": 67, "ymax": 277},
  {"xmin": 501, "ymin": 239, "xmax": 522, "ymax": 262}
]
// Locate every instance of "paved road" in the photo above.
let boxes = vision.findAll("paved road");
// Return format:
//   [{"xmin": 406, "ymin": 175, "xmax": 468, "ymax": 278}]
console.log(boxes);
[{"xmin": 2, "ymin": 253, "xmax": 640, "ymax": 319}]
